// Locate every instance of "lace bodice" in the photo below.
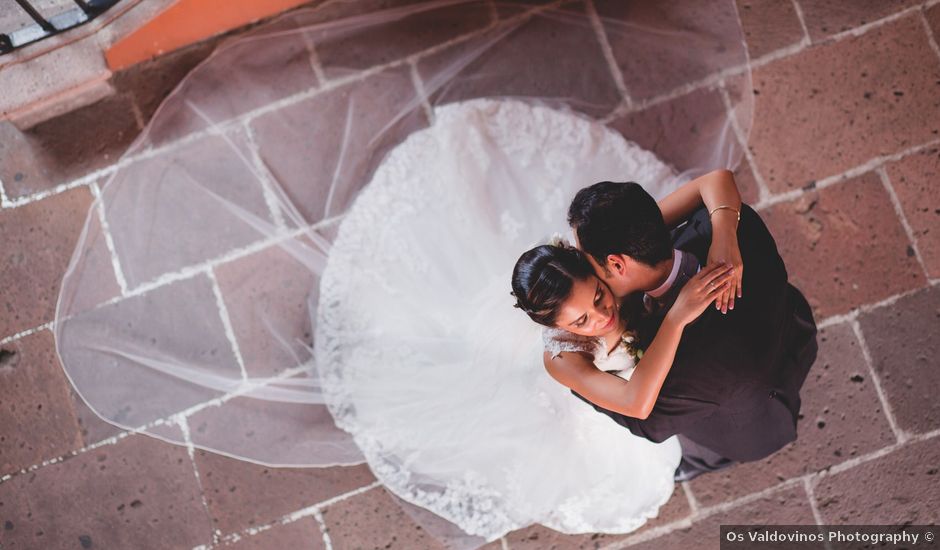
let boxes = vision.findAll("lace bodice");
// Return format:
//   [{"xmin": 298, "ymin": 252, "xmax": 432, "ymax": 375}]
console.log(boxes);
[{"xmin": 542, "ymin": 327, "xmax": 638, "ymax": 380}]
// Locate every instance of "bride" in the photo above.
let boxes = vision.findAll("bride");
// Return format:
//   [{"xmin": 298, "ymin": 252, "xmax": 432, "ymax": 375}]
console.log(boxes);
[{"xmin": 53, "ymin": 1, "xmax": 754, "ymax": 547}]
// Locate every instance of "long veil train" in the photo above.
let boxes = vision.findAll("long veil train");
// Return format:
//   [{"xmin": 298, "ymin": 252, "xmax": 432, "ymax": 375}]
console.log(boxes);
[{"xmin": 54, "ymin": 1, "xmax": 753, "ymax": 546}]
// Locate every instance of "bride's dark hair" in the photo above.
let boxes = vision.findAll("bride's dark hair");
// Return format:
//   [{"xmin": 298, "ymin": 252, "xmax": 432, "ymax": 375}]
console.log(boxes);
[
  {"xmin": 510, "ymin": 244, "xmax": 594, "ymax": 327},
  {"xmin": 512, "ymin": 244, "xmax": 653, "ymax": 346}
]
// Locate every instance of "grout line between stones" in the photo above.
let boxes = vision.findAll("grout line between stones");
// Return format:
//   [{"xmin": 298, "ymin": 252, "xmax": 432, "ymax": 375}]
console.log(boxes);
[
  {"xmin": 207, "ymin": 266, "xmax": 249, "ymax": 381},
  {"xmin": 91, "ymin": 181, "xmax": 130, "ymax": 295},
  {"xmin": 718, "ymin": 82, "xmax": 771, "ymax": 203},
  {"xmin": 876, "ymin": 167, "xmax": 931, "ymax": 279},
  {"xmin": 801, "ymin": 477, "xmax": 828, "ymax": 532},
  {"xmin": 850, "ymin": 319, "xmax": 907, "ymax": 444},
  {"xmin": 242, "ymin": 120, "xmax": 289, "ymax": 232},
  {"xmin": 0, "ymin": 359, "xmax": 312, "ymax": 488},
  {"xmin": 918, "ymin": 7, "xmax": 940, "ymax": 64},
  {"xmin": 409, "ymin": 59, "xmax": 436, "ymax": 126},
  {"xmin": 602, "ymin": 517, "xmax": 696, "ymax": 550},
  {"xmin": 0, "ymin": 321, "xmax": 53, "ymax": 346},
  {"xmin": 0, "ymin": 176, "xmax": 9, "ymax": 206},
  {"xmin": 487, "ymin": 0, "xmax": 498, "ymax": 24},
  {"xmin": 681, "ymin": 480, "xmax": 700, "ymax": 515},
  {"xmin": 178, "ymin": 415, "xmax": 223, "ymax": 546},
  {"xmin": 175, "ymin": 362, "xmax": 313, "ymax": 430},
  {"xmin": 0, "ymin": 426, "xmax": 133, "ymax": 484},
  {"xmin": 122, "ymin": 214, "xmax": 342, "ymax": 299},
  {"xmin": 610, "ymin": 479, "xmax": 806, "ymax": 548},
  {"xmin": 753, "ymin": 137, "xmax": 940, "ymax": 211},
  {"xmin": 618, "ymin": 475, "xmax": 811, "ymax": 548},
  {"xmin": 604, "ymin": 0, "xmax": 843, "ymax": 119},
  {"xmin": 0, "ymin": 214, "xmax": 345, "ymax": 348},
  {"xmin": 2, "ymin": 171, "xmax": 102, "ymax": 210},
  {"xmin": 747, "ymin": 40, "xmax": 809, "ymax": 71},
  {"xmin": 817, "ymin": 310, "xmax": 857, "ymax": 330},
  {"xmin": 807, "ymin": 139, "xmax": 940, "ymax": 187},
  {"xmin": 585, "ymin": 0, "xmax": 634, "ymax": 109},
  {"xmin": 128, "ymin": 94, "xmax": 147, "ymax": 131},
  {"xmin": 301, "ymin": 31, "xmax": 328, "ymax": 84},
  {"xmin": 824, "ymin": 5, "xmax": 925, "ymax": 44},
  {"xmin": 291, "ymin": 480, "xmax": 383, "ymax": 519},
  {"xmin": 817, "ymin": 439, "xmax": 902, "ymax": 479},
  {"xmin": 205, "ymin": 481, "xmax": 383, "ymax": 549},
  {"xmin": 0, "ymin": 391, "xmax": 206, "ymax": 485},
  {"xmin": 312, "ymin": 508, "xmax": 334, "ymax": 550},
  {"xmin": 802, "ymin": 478, "xmax": 836, "ymax": 550},
  {"xmin": 619, "ymin": 32, "xmax": 806, "ymax": 118},
  {"xmin": 790, "ymin": 0, "xmax": 812, "ymax": 45}
]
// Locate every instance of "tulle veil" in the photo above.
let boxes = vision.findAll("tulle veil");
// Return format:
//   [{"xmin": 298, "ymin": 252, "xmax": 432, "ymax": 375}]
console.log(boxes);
[{"xmin": 54, "ymin": 1, "xmax": 754, "ymax": 546}]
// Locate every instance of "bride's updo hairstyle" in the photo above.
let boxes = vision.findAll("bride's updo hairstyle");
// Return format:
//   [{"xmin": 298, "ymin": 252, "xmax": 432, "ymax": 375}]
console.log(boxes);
[{"xmin": 511, "ymin": 244, "xmax": 594, "ymax": 327}]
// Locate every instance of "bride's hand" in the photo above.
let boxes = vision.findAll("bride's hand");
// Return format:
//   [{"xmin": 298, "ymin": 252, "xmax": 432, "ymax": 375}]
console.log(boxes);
[
  {"xmin": 666, "ymin": 263, "xmax": 734, "ymax": 327},
  {"xmin": 706, "ymin": 217, "xmax": 744, "ymax": 314}
]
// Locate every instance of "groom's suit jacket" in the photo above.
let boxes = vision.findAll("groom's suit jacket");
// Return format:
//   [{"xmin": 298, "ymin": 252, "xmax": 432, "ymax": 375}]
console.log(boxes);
[{"xmin": 574, "ymin": 205, "xmax": 818, "ymax": 462}]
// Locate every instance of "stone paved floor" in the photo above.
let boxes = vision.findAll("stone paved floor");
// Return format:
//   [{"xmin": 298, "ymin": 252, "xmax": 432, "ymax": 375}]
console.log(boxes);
[{"xmin": 2, "ymin": 1, "xmax": 940, "ymax": 549}]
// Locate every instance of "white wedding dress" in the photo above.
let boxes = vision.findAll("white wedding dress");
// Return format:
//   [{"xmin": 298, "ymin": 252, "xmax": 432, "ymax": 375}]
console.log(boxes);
[{"xmin": 316, "ymin": 98, "xmax": 682, "ymax": 540}]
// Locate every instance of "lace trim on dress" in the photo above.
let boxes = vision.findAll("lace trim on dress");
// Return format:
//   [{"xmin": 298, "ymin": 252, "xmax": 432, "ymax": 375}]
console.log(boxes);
[{"xmin": 542, "ymin": 327, "xmax": 602, "ymax": 359}]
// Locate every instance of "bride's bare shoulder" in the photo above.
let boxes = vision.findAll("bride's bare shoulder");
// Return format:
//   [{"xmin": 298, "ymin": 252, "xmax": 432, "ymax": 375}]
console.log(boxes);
[{"xmin": 543, "ymin": 350, "xmax": 596, "ymax": 386}]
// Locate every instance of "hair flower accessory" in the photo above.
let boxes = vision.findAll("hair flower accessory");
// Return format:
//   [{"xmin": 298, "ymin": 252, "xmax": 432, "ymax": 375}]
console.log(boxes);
[{"xmin": 548, "ymin": 232, "xmax": 571, "ymax": 249}]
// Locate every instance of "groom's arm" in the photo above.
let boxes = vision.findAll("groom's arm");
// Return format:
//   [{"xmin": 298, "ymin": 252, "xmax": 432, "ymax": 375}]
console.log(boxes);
[
  {"xmin": 673, "ymin": 204, "xmax": 792, "ymax": 375},
  {"xmin": 675, "ymin": 204, "xmax": 788, "ymax": 305},
  {"xmin": 658, "ymin": 169, "xmax": 742, "ymax": 230}
]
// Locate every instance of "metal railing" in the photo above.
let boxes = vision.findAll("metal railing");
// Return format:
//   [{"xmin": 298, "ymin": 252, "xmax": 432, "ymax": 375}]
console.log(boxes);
[{"xmin": 1, "ymin": 0, "xmax": 121, "ymax": 55}]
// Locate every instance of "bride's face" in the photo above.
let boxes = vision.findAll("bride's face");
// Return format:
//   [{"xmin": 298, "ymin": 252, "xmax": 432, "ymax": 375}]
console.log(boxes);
[{"xmin": 554, "ymin": 276, "xmax": 620, "ymax": 337}]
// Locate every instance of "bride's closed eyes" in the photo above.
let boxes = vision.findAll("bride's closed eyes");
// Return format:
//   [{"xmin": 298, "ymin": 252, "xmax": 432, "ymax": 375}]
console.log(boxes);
[{"xmin": 571, "ymin": 283, "xmax": 604, "ymax": 328}]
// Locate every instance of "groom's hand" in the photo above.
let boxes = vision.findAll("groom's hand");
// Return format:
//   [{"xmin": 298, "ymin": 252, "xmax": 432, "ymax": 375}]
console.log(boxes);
[{"xmin": 707, "ymin": 214, "xmax": 744, "ymax": 314}]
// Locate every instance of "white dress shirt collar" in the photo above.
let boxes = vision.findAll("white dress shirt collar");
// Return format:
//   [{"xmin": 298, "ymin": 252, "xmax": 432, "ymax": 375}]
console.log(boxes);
[{"xmin": 646, "ymin": 249, "xmax": 683, "ymax": 298}]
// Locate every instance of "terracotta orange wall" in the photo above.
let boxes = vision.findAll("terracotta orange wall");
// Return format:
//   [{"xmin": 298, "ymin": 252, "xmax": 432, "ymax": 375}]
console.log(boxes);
[{"xmin": 106, "ymin": 0, "xmax": 310, "ymax": 70}]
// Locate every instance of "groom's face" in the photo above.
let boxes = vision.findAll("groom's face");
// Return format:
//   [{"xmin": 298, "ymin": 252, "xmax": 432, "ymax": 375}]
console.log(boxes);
[{"xmin": 573, "ymin": 233, "xmax": 649, "ymax": 297}]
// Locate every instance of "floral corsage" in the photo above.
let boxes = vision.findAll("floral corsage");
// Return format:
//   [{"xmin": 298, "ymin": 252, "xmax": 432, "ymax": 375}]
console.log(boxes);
[{"xmin": 620, "ymin": 331, "xmax": 645, "ymax": 361}]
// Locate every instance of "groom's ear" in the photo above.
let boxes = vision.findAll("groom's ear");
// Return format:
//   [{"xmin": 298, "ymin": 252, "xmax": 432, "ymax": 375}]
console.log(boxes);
[{"xmin": 606, "ymin": 254, "xmax": 627, "ymax": 276}]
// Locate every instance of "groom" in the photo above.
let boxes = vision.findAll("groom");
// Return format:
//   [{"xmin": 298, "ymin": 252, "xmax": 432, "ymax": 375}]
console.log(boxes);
[{"xmin": 567, "ymin": 178, "xmax": 818, "ymax": 481}]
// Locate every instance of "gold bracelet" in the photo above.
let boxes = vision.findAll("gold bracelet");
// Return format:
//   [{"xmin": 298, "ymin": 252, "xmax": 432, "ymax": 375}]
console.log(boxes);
[{"xmin": 709, "ymin": 205, "xmax": 740, "ymax": 223}]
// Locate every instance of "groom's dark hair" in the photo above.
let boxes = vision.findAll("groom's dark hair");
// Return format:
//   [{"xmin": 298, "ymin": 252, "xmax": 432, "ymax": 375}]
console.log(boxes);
[{"xmin": 568, "ymin": 181, "xmax": 673, "ymax": 267}]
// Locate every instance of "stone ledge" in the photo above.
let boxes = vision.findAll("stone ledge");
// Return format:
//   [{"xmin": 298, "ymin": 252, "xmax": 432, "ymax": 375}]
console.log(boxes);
[{"xmin": 0, "ymin": 0, "xmax": 173, "ymax": 129}]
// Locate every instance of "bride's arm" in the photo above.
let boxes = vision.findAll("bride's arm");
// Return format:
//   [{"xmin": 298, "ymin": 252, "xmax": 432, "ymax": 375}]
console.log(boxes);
[
  {"xmin": 657, "ymin": 169, "xmax": 742, "ymax": 229},
  {"xmin": 544, "ymin": 263, "xmax": 734, "ymax": 419},
  {"xmin": 544, "ymin": 315, "xmax": 686, "ymax": 419}
]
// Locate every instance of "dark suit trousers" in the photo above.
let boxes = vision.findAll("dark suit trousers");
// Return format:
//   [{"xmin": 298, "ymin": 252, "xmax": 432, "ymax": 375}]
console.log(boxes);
[{"xmin": 676, "ymin": 434, "xmax": 735, "ymax": 476}]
